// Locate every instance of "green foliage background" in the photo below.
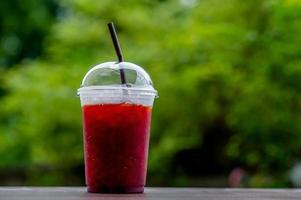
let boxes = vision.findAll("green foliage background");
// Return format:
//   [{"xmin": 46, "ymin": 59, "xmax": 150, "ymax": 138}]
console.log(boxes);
[{"xmin": 1, "ymin": 0, "xmax": 301, "ymax": 187}]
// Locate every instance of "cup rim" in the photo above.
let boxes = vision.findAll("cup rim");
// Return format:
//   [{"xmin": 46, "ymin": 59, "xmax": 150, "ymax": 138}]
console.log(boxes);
[{"xmin": 77, "ymin": 85, "xmax": 158, "ymax": 97}]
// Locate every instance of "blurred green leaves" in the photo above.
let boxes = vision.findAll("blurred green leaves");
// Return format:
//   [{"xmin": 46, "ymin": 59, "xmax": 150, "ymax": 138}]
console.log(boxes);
[{"xmin": 0, "ymin": 0, "xmax": 57, "ymax": 67}]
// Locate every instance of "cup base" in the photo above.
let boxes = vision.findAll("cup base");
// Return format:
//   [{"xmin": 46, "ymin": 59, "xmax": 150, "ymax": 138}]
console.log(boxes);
[{"xmin": 87, "ymin": 186, "xmax": 144, "ymax": 193}]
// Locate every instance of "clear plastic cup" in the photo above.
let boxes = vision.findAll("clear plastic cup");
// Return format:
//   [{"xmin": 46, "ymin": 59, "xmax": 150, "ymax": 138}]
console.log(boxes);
[{"xmin": 78, "ymin": 62, "xmax": 157, "ymax": 193}]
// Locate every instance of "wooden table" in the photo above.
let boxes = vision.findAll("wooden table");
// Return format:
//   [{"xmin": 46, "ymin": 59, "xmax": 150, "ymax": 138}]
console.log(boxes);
[{"xmin": 0, "ymin": 187, "xmax": 300, "ymax": 200}]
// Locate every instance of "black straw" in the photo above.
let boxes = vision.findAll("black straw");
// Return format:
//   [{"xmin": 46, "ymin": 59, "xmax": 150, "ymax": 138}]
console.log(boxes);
[{"xmin": 107, "ymin": 22, "xmax": 127, "ymax": 85}]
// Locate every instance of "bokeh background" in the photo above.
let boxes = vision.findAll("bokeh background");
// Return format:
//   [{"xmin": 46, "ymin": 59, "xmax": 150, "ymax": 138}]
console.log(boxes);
[{"xmin": 1, "ymin": 0, "xmax": 301, "ymax": 187}]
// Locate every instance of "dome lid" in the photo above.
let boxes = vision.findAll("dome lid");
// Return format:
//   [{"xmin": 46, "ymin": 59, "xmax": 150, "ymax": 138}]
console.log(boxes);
[{"xmin": 77, "ymin": 62, "xmax": 157, "ymax": 97}]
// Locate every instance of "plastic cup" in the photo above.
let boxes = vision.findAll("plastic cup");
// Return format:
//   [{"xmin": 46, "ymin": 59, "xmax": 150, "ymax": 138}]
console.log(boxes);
[{"xmin": 78, "ymin": 62, "xmax": 157, "ymax": 193}]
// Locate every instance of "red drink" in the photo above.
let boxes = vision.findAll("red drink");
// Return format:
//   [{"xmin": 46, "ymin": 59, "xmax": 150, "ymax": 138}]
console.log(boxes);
[
  {"xmin": 82, "ymin": 103, "xmax": 152, "ymax": 193},
  {"xmin": 78, "ymin": 61, "xmax": 157, "ymax": 193}
]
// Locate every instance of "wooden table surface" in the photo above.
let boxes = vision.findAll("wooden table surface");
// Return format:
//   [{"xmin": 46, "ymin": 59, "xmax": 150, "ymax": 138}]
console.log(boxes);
[{"xmin": 0, "ymin": 187, "xmax": 300, "ymax": 200}]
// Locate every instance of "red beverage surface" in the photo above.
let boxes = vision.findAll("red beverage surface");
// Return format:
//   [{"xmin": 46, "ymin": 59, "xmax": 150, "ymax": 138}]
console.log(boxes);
[{"xmin": 82, "ymin": 103, "xmax": 152, "ymax": 193}]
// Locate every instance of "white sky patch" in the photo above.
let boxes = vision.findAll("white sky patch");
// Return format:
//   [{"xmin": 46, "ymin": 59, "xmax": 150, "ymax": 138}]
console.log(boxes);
[{"xmin": 180, "ymin": 0, "xmax": 198, "ymax": 7}]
